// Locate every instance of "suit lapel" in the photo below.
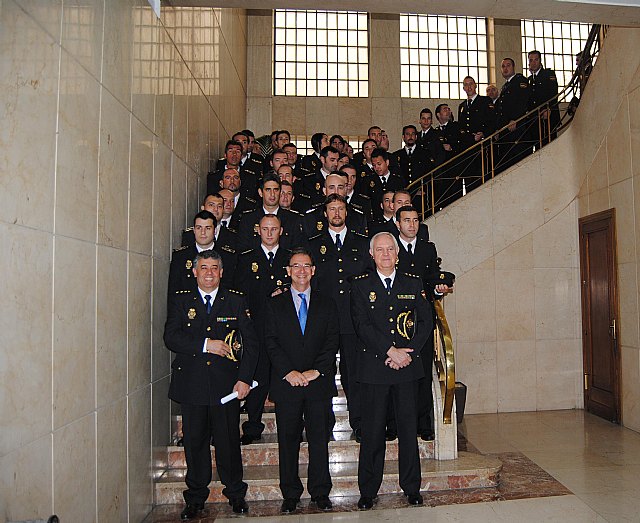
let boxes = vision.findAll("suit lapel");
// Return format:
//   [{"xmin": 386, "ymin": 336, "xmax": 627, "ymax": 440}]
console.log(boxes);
[{"xmin": 284, "ymin": 290, "xmax": 304, "ymax": 338}]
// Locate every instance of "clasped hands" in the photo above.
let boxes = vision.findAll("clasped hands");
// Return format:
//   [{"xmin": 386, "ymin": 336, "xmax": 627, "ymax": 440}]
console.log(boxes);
[
  {"xmin": 205, "ymin": 338, "xmax": 232, "ymax": 358},
  {"xmin": 285, "ymin": 369, "xmax": 321, "ymax": 387},
  {"xmin": 385, "ymin": 346, "xmax": 414, "ymax": 370}
]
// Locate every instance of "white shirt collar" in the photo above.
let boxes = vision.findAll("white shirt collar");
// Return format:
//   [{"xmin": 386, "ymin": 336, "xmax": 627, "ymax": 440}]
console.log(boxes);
[
  {"xmin": 196, "ymin": 241, "xmax": 214, "ymax": 253},
  {"xmin": 263, "ymin": 205, "xmax": 279, "ymax": 215},
  {"xmin": 399, "ymin": 236, "xmax": 416, "ymax": 251},
  {"xmin": 198, "ymin": 286, "xmax": 219, "ymax": 305},
  {"xmin": 261, "ymin": 244, "xmax": 279, "ymax": 258},
  {"xmin": 377, "ymin": 269, "xmax": 396, "ymax": 288},
  {"xmin": 328, "ymin": 227, "xmax": 347, "ymax": 244}
]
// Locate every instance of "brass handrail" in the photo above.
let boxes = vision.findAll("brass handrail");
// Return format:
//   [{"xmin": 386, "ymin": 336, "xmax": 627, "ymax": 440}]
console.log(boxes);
[
  {"xmin": 408, "ymin": 23, "xmax": 606, "ymax": 220},
  {"xmin": 433, "ymin": 299, "xmax": 455, "ymax": 424}
]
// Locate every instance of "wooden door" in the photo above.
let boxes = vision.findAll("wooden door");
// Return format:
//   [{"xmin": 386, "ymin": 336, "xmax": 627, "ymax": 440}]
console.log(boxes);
[{"xmin": 579, "ymin": 209, "xmax": 620, "ymax": 423}]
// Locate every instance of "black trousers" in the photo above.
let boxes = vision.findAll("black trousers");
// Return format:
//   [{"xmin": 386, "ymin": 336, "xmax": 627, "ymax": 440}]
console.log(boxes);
[
  {"xmin": 275, "ymin": 396, "xmax": 333, "ymax": 500},
  {"xmin": 358, "ymin": 381, "xmax": 421, "ymax": 497},
  {"xmin": 417, "ymin": 334, "xmax": 435, "ymax": 434},
  {"xmin": 241, "ymin": 344, "xmax": 270, "ymax": 438},
  {"xmin": 338, "ymin": 333, "xmax": 361, "ymax": 431},
  {"xmin": 181, "ymin": 402, "xmax": 247, "ymax": 505}
]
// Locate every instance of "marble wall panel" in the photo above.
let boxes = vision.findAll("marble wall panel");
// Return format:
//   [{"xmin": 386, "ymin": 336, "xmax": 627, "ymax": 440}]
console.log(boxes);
[
  {"xmin": 96, "ymin": 245, "xmax": 128, "ymax": 408},
  {"xmin": 621, "ymin": 346, "xmax": 640, "ymax": 432},
  {"xmin": 371, "ymin": 98, "xmax": 403, "ymax": 151},
  {"xmin": 130, "ymin": 117, "xmax": 155, "ymax": 255},
  {"xmin": 13, "ymin": 0, "xmax": 63, "ymax": 42},
  {"xmin": 152, "ymin": 258, "xmax": 171, "ymax": 381},
  {"xmin": 102, "ymin": 0, "xmax": 133, "ymax": 109},
  {"xmin": 610, "ymin": 179, "xmax": 636, "ymax": 264},
  {"xmin": 272, "ymin": 96, "xmax": 306, "ymax": 134},
  {"xmin": 153, "ymin": 140, "xmax": 173, "ymax": 259},
  {"xmin": 172, "ymin": 90, "xmax": 189, "ymax": 162},
  {"xmin": 338, "ymin": 98, "xmax": 373, "ymax": 136},
  {"xmin": 586, "ymin": 143, "xmax": 609, "ymax": 194},
  {"xmin": 494, "ymin": 233, "xmax": 533, "ymax": 270},
  {"xmin": 98, "ymin": 88, "xmax": 131, "ymax": 250},
  {"xmin": 532, "ymin": 201, "xmax": 578, "ymax": 269},
  {"xmin": 534, "ymin": 267, "xmax": 581, "ymax": 341},
  {"xmin": 53, "ymin": 236, "xmax": 96, "ymax": 429},
  {"xmin": 97, "ymin": 399, "xmax": 128, "ymax": 523},
  {"xmin": 454, "ymin": 268, "xmax": 497, "ymax": 343},
  {"xmin": 128, "ymin": 252, "xmax": 152, "ymax": 393},
  {"xmin": 536, "ymin": 338, "xmax": 583, "ymax": 410},
  {"xmin": 246, "ymin": 96, "xmax": 272, "ymax": 137},
  {"xmin": 61, "ymin": 1, "xmax": 103, "ymax": 81},
  {"xmin": 370, "ymin": 47, "xmax": 401, "ymax": 100},
  {"xmin": 618, "ymin": 262, "xmax": 640, "ymax": 350},
  {"xmin": 588, "ymin": 187, "xmax": 610, "ymax": 215},
  {"xmin": 171, "ymin": 158, "xmax": 188, "ymax": 247},
  {"xmin": 305, "ymin": 98, "xmax": 341, "ymax": 136},
  {"xmin": 607, "ymin": 97, "xmax": 633, "ymax": 186},
  {"xmin": 128, "ymin": 385, "xmax": 153, "ymax": 523},
  {"xmin": 497, "ymin": 340, "xmax": 537, "ymax": 412},
  {"xmin": 55, "ymin": 50, "xmax": 100, "ymax": 242},
  {"xmin": 0, "ymin": 224, "xmax": 53, "ymax": 455},
  {"xmin": 247, "ymin": 44, "xmax": 271, "ymax": 98},
  {"xmin": 456, "ymin": 341, "xmax": 498, "ymax": 414},
  {"xmin": 0, "ymin": 2, "xmax": 58, "ymax": 230},
  {"xmin": 152, "ymin": 376, "xmax": 172, "ymax": 450},
  {"xmin": 0, "ymin": 435, "xmax": 52, "ymax": 523},
  {"xmin": 53, "ymin": 413, "xmax": 97, "ymax": 522},
  {"xmin": 495, "ymin": 269, "xmax": 535, "ymax": 341}
]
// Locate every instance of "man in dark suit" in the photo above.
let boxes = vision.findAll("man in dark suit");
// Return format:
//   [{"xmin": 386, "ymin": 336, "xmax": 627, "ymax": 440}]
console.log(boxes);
[
  {"xmin": 219, "ymin": 169, "xmax": 257, "ymax": 229},
  {"xmin": 264, "ymin": 247, "xmax": 340, "ymax": 513},
  {"xmin": 164, "ymin": 249, "xmax": 259, "ymax": 519},
  {"xmin": 395, "ymin": 206, "xmax": 453, "ymax": 441},
  {"xmin": 302, "ymin": 146, "xmax": 340, "ymax": 198},
  {"xmin": 233, "ymin": 214, "xmax": 290, "ymax": 445},
  {"xmin": 495, "ymin": 57, "xmax": 531, "ymax": 172},
  {"xmin": 300, "ymin": 132, "xmax": 329, "ymax": 182},
  {"xmin": 168, "ymin": 211, "xmax": 236, "ymax": 296},
  {"xmin": 434, "ymin": 103, "xmax": 466, "ymax": 207},
  {"xmin": 417, "ymin": 108, "xmax": 446, "ymax": 166},
  {"xmin": 236, "ymin": 174, "xmax": 305, "ymax": 252},
  {"xmin": 350, "ymin": 232, "xmax": 432, "ymax": 509},
  {"xmin": 458, "ymin": 76, "xmax": 496, "ymax": 192},
  {"xmin": 180, "ymin": 193, "xmax": 238, "ymax": 254},
  {"xmin": 393, "ymin": 125, "xmax": 438, "ymax": 188},
  {"xmin": 308, "ymin": 194, "xmax": 372, "ymax": 438},
  {"xmin": 527, "ymin": 50, "xmax": 561, "ymax": 147},
  {"xmin": 208, "ymin": 140, "xmax": 260, "ymax": 199},
  {"xmin": 342, "ymin": 164, "xmax": 373, "ymax": 221},
  {"xmin": 367, "ymin": 148, "xmax": 405, "ymax": 219}
]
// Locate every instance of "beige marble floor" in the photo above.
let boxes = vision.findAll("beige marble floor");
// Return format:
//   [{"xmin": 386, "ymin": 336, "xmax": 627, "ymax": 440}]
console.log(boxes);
[{"xmin": 215, "ymin": 410, "xmax": 640, "ymax": 522}]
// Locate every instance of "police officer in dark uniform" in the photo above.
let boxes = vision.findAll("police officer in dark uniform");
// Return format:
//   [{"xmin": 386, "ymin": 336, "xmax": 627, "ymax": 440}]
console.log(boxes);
[
  {"xmin": 302, "ymin": 146, "xmax": 340, "ymax": 198},
  {"xmin": 302, "ymin": 173, "xmax": 368, "ymax": 238},
  {"xmin": 342, "ymin": 164, "xmax": 373, "ymax": 221},
  {"xmin": 300, "ymin": 132, "xmax": 329, "ymax": 184},
  {"xmin": 433, "ymin": 103, "xmax": 466, "ymax": 206},
  {"xmin": 208, "ymin": 140, "xmax": 260, "ymax": 199},
  {"xmin": 495, "ymin": 57, "xmax": 531, "ymax": 172},
  {"xmin": 352, "ymin": 139, "xmax": 377, "ymax": 196},
  {"xmin": 417, "ymin": 108, "xmax": 446, "ymax": 166},
  {"xmin": 168, "ymin": 211, "xmax": 237, "ymax": 296},
  {"xmin": 395, "ymin": 206, "xmax": 452, "ymax": 440},
  {"xmin": 367, "ymin": 149, "xmax": 405, "ymax": 219},
  {"xmin": 527, "ymin": 50, "xmax": 561, "ymax": 147},
  {"xmin": 219, "ymin": 169, "xmax": 257, "ymax": 228},
  {"xmin": 181, "ymin": 193, "xmax": 238, "ymax": 254},
  {"xmin": 237, "ymin": 174, "xmax": 305, "ymax": 252},
  {"xmin": 458, "ymin": 76, "xmax": 496, "ymax": 192},
  {"xmin": 350, "ymin": 232, "xmax": 432, "ymax": 509},
  {"xmin": 234, "ymin": 214, "xmax": 291, "ymax": 445},
  {"xmin": 164, "ymin": 249, "xmax": 259, "ymax": 519},
  {"xmin": 308, "ymin": 194, "xmax": 372, "ymax": 438},
  {"xmin": 393, "ymin": 125, "xmax": 437, "ymax": 188}
]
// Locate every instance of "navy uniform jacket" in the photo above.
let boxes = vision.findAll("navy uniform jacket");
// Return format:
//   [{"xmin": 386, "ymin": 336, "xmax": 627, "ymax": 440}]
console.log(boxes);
[
  {"xmin": 167, "ymin": 244, "xmax": 237, "ymax": 296},
  {"xmin": 393, "ymin": 146, "xmax": 437, "ymax": 187},
  {"xmin": 528, "ymin": 67, "xmax": 561, "ymax": 135},
  {"xmin": 458, "ymin": 95, "xmax": 496, "ymax": 146},
  {"xmin": 208, "ymin": 161, "xmax": 262, "ymax": 199},
  {"xmin": 232, "ymin": 247, "xmax": 290, "ymax": 338},
  {"xmin": 366, "ymin": 174, "xmax": 405, "ymax": 218},
  {"xmin": 164, "ymin": 288, "xmax": 258, "ymax": 405},
  {"xmin": 417, "ymin": 127, "xmax": 446, "ymax": 166},
  {"xmin": 347, "ymin": 192, "xmax": 373, "ymax": 222},
  {"xmin": 495, "ymin": 73, "xmax": 531, "ymax": 129},
  {"xmin": 236, "ymin": 207, "xmax": 305, "ymax": 252},
  {"xmin": 308, "ymin": 231, "xmax": 373, "ymax": 335},
  {"xmin": 367, "ymin": 217, "xmax": 429, "ymax": 242},
  {"xmin": 302, "ymin": 204, "xmax": 367, "ymax": 239},
  {"xmin": 264, "ymin": 289, "xmax": 339, "ymax": 402},
  {"xmin": 180, "ymin": 225, "xmax": 238, "ymax": 252},
  {"xmin": 350, "ymin": 272, "xmax": 432, "ymax": 385}
]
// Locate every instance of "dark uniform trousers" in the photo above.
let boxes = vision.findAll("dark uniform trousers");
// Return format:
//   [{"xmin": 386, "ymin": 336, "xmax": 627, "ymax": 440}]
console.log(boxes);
[
  {"xmin": 495, "ymin": 74, "xmax": 531, "ymax": 173},
  {"xmin": 528, "ymin": 67, "xmax": 561, "ymax": 147},
  {"xmin": 350, "ymin": 272, "xmax": 432, "ymax": 497},
  {"xmin": 265, "ymin": 290, "xmax": 339, "ymax": 500},
  {"xmin": 458, "ymin": 95, "xmax": 496, "ymax": 193},
  {"xmin": 233, "ymin": 247, "xmax": 290, "ymax": 439},
  {"xmin": 164, "ymin": 288, "xmax": 259, "ymax": 505},
  {"xmin": 309, "ymin": 231, "xmax": 372, "ymax": 431}
]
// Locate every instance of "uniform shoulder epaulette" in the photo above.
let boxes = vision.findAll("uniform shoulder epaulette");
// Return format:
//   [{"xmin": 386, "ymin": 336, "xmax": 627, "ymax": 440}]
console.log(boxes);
[
  {"xmin": 175, "ymin": 289, "xmax": 192, "ymax": 294},
  {"xmin": 246, "ymin": 196, "xmax": 257, "ymax": 203},
  {"xmin": 242, "ymin": 208, "xmax": 255, "ymax": 214},
  {"xmin": 359, "ymin": 194, "xmax": 370, "ymax": 200},
  {"xmin": 228, "ymin": 288, "xmax": 245, "ymax": 296},
  {"xmin": 298, "ymin": 193, "xmax": 311, "ymax": 200},
  {"xmin": 287, "ymin": 208, "xmax": 303, "ymax": 216},
  {"xmin": 183, "ymin": 226, "xmax": 194, "ymax": 232},
  {"xmin": 306, "ymin": 206, "xmax": 319, "ymax": 214},
  {"xmin": 228, "ymin": 227, "xmax": 238, "ymax": 233},
  {"xmin": 403, "ymin": 272, "xmax": 421, "ymax": 279},
  {"xmin": 308, "ymin": 233, "xmax": 323, "ymax": 241},
  {"xmin": 350, "ymin": 206, "xmax": 364, "ymax": 215},
  {"xmin": 173, "ymin": 245, "xmax": 190, "ymax": 252},
  {"xmin": 353, "ymin": 272, "xmax": 370, "ymax": 280},
  {"xmin": 240, "ymin": 248, "xmax": 254, "ymax": 255},
  {"xmin": 220, "ymin": 245, "xmax": 235, "ymax": 254},
  {"xmin": 354, "ymin": 231, "xmax": 368, "ymax": 238}
]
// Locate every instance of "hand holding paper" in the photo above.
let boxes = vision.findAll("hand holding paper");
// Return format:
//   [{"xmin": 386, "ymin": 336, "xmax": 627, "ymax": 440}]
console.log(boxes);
[{"xmin": 220, "ymin": 380, "xmax": 258, "ymax": 404}]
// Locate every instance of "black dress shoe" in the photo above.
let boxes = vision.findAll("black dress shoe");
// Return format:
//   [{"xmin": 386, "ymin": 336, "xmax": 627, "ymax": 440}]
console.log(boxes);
[
  {"xmin": 385, "ymin": 430, "xmax": 397, "ymax": 441},
  {"xmin": 240, "ymin": 433, "xmax": 261, "ymax": 445},
  {"xmin": 180, "ymin": 503, "xmax": 203, "ymax": 520},
  {"xmin": 311, "ymin": 495, "xmax": 332, "ymax": 510},
  {"xmin": 229, "ymin": 497, "xmax": 249, "ymax": 513},
  {"xmin": 357, "ymin": 496, "xmax": 374, "ymax": 510},
  {"xmin": 281, "ymin": 498, "xmax": 299, "ymax": 513},
  {"xmin": 406, "ymin": 492, "xmax": 423, "ymax": 505},
  {"xmin": 420, "ymin": 430, "xmax": 435, "ymax": 441}
]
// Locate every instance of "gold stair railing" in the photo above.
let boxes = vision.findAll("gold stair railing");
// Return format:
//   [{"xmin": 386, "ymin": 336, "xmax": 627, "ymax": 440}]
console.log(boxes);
[
  {"xmin": 409, "ymin": 23, "xmax": 606, "ymax": 221},
  {"xmin": 433, "ymin": 299, "xmax": 456, "ymax": 424}
]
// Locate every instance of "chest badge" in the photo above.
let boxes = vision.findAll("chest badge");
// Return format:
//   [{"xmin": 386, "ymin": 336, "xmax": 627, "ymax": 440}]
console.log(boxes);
[
  {"xmin": 253, "ymin": 223, "xmax": 259, "ymax": 234},
  {"xmin": 369, "ymin": 292, "xmax": 376, "ymax": 302},
  {"xmin": 188, "ymin": 308, "xmax": 196, "ymax": 319},
  {"xmin": 317, "ymin": 221, "xmax": 323, "ymax": 231},
  {"xmin": 185, "ymin": 259, "xmax": 192, "ymax": 270},
  {"xmin": 251, "ymin": 262, "xmax": 259, "ymax": 273},
  {"xmin": 320, "ymin": 245, "xmax": 327, "ymax": 254}
]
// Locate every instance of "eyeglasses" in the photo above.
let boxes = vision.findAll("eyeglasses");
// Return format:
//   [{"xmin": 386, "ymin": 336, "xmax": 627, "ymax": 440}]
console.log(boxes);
[{"xmin": 289, "ymin": 263, "xmax": 313, "ymax": 270}]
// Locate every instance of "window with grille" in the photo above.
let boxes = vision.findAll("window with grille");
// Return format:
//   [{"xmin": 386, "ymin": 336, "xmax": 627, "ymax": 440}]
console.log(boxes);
[
  {"xmin": 521, "ymin": 19, "xmax": 591, "ymax": 90},
  {"xmin": 273, "ymin": 9, "xmax": 369, "ymax": 97},
  {"xmin": 400, "ymin": 15, "xmax": 489, "ymax": 99}
]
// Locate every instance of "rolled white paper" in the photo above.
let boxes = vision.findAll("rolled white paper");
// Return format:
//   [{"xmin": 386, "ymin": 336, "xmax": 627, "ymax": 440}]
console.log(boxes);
[{"xmin": 220, "ymin": 380, "xmax": 259, "ymax": 404}]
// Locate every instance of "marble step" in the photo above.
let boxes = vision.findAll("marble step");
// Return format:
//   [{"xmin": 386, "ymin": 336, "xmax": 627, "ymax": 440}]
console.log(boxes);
[
  {"xmin": 172, "ymin": 407, "xmax": 350, "ymax": 441},
  {"xmin": 155, "ymin": 451, "xmax": 501, "ymax": 504},
  {"xmin": 166, "ymin": 432, "xmax": 435, "ymax": 468}
]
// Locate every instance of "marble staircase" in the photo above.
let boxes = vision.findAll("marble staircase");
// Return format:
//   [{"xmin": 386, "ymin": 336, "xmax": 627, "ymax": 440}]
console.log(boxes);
[{"xmin": 153, "ymin": 388, "xmax": 502, "ymax": 504}]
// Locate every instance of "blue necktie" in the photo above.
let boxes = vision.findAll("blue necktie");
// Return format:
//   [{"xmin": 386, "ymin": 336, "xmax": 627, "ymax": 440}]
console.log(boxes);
[
  {"xmin": 205, "ymin": 294, "xmax": 212, "ymax": 314},
  {"xmin": 385, "ymin": 277, "xmax": 392, "ymax": 294},
  {"xmin": 298, "ymin": 293, "xmax": 308, "ymax": 334},
  {"xmin": 335, "ymin": 234, "xmax": 342, "ymax": 250},
  {"xmin": 268, "ymin": 251, "xmax": 274, "ymax": 267}
]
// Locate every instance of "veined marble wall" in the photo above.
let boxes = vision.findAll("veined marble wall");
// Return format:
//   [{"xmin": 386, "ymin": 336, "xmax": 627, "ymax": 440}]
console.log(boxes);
[
  {"xmin": 428, "ymin": 27, "xmax": 640, "ymax": 433},
  {"xmin": 0, "ymin": 2, "xmax": 246, "ymax": 522}
]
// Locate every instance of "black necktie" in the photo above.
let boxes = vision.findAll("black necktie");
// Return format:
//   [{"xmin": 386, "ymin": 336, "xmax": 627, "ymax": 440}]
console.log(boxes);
[
  {"xmin": 407, "ymin": 243, "xmax": 413, "ymax": 255},
  {"xmin": 467, "ymin": 99, "xmax": 471, "ymax": 109},
  {"xmin": 407, "ymin": 148, "xmax": 412, "ymax": 157},
  {"xmin": 268, "ymin": 251, "xmax": 274, "ymax": 267},
  {"xmin": 204, "ymin": 294, "xmax": 212, "ymax": 314},
  {"xmin": 384, "ymin": 277, "xmax": 392, "ymax": 294},
  {"xmin": 221, "ymin": 220, "xmax": 228, "ymax": 228},
  {"xmin": 336, "ymin": 234, "xmax": 342, "ymax": 250}
]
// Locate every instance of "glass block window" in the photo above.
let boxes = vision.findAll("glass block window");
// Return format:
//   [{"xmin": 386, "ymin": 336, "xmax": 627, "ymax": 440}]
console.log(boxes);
[
  {"xmin": 400, "ymin": 15, "xmax": 489, "ymax": 99},
  {"xmin": 273, "ymin": 10, "xmax": 369, "ymax": 97},
  {"xmin": 521, "ymin": 19, "xmax": 591, "ymax": 90}
]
